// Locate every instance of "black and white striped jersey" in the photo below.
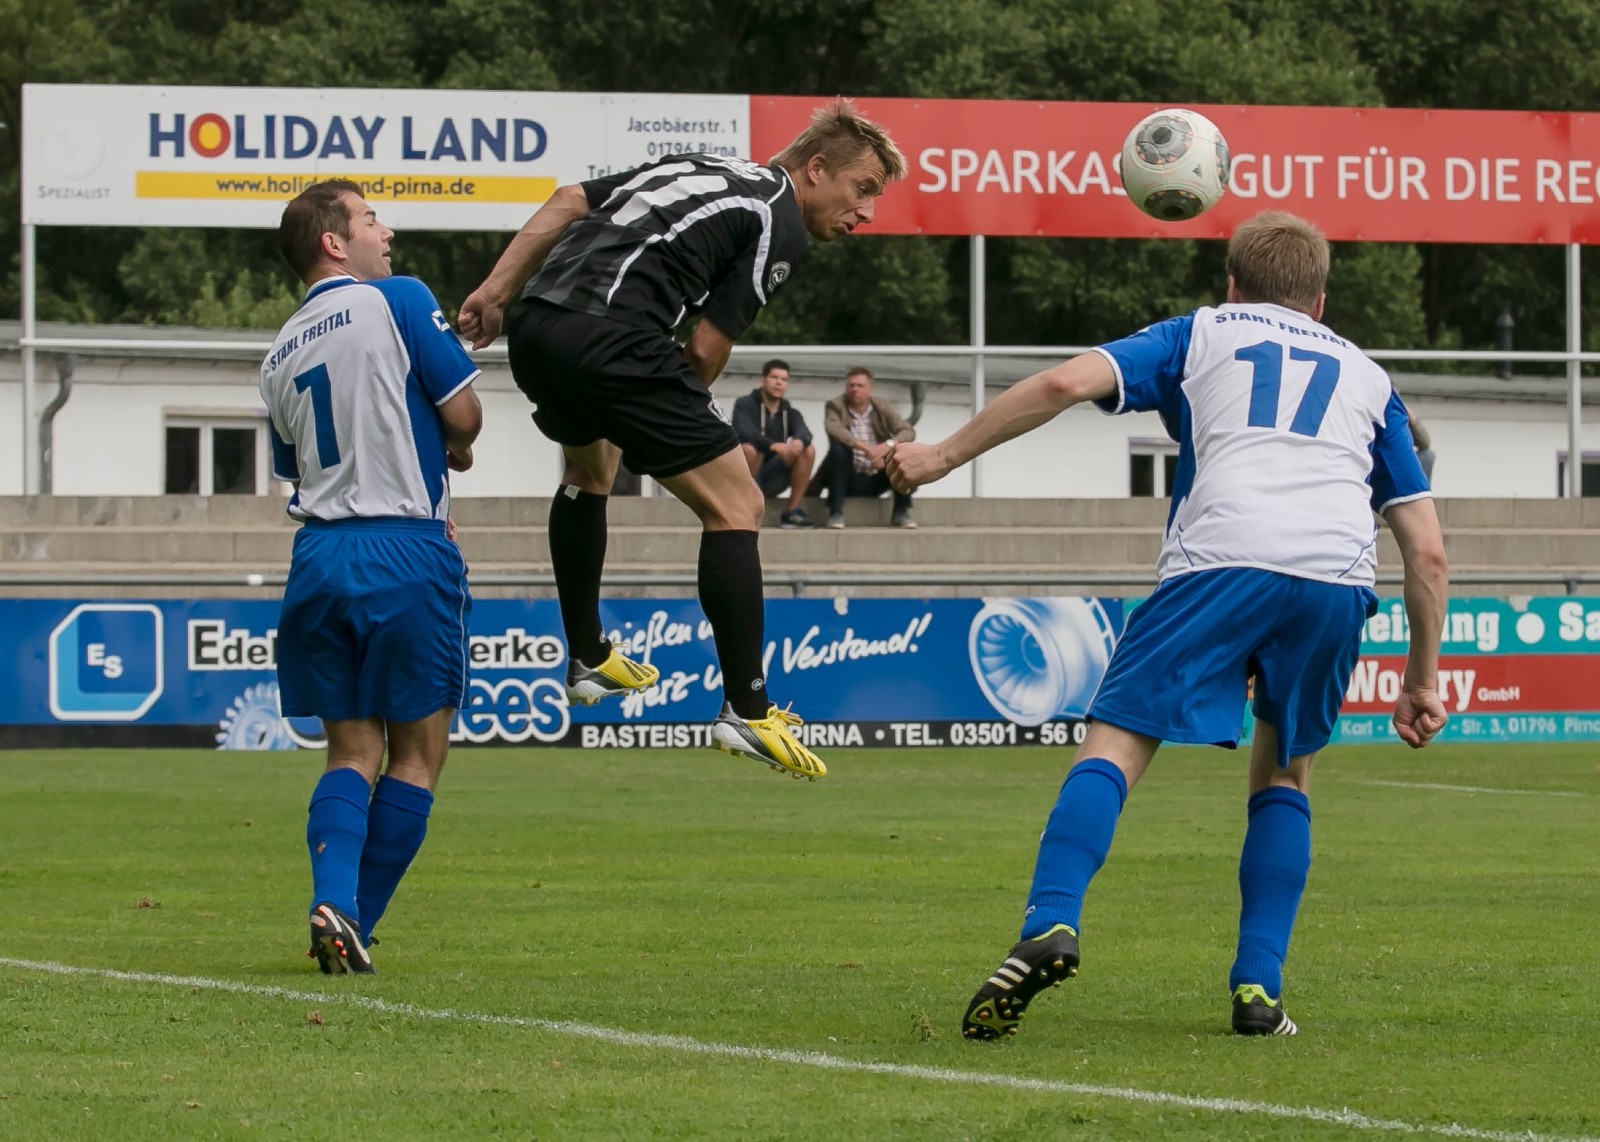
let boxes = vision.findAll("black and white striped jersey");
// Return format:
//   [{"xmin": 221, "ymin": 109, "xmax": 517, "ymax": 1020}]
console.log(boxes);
[{"xmin": 522, "ymin": 154, "xmax": 809, "ymax": 339}]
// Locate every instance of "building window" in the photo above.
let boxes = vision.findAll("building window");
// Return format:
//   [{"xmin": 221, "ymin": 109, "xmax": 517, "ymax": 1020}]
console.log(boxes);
[
  {"xmin": 164, "ymin": 426, "xmax": 201, "ymax": 494},
  {"xmin": 164, "ymin": 417, "xmax": 270, "ymax": 495},
  {"xmin": 1129, "ymin": 442, "xmax": 1179, "ymax": 498},
  {"xmin": 1556, "ymin": 452, "xmax": 1600, "ymax": 497}
]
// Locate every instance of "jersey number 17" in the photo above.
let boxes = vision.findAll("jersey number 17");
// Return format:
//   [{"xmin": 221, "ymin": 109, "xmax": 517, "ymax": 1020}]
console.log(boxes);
[{"xmin": 1234, "ymin": 339, "xmax": 1341, "ymax": 438}]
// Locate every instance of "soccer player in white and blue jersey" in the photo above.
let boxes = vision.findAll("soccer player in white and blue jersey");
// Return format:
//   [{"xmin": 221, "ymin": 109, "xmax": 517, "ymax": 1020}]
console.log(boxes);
[
  {"xmin": 888, "ymin": 211, "xmax": 1450, "ymax": 1038},
  {"xmin": 261, "ymin": 179, "xmax": 483, "ymax": 974}
]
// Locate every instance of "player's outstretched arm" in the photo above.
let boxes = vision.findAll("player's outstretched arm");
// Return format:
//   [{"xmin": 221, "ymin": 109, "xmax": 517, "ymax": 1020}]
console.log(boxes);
[
  {"xmin": 887, "ymin": 352, "xmax": 1117, "ymax": 492},
  {"xmin": 458, "ymin": 184, "xmax": 591, "ymax": 349},
  {"xmin": 1385, "ymin": 497, "xmax": 1450, "ymax": 748}
]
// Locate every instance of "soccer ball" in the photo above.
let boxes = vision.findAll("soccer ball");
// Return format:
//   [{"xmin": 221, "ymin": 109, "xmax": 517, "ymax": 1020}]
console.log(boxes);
[{"xmin": 1118, "ymin": 109, "xmax": 1231, "ymax": 222}]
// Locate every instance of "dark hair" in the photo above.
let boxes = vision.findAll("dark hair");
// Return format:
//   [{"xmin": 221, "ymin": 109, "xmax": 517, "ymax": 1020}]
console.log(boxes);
[
  {"xmin": 846, "ymin": 366, "xmax": 874, "ymax": 381},
  {"xmin": 761, "ymin": 359, "xmax": 791, "ymax": 377},
  {"xmin": 277, "ymin": 179, "xmax": 366, "ymax": 281}
]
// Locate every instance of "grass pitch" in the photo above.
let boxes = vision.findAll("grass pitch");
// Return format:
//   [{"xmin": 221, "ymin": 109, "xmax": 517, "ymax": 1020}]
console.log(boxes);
[{"xmin": 2, "ymin": 744, "xmax": 1597, "ymax": 1140}]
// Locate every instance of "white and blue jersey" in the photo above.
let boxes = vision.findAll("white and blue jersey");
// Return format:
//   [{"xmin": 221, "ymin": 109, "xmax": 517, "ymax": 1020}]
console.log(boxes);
[
  {"xmin": 1092, "ymin": 302, "xmax": 1431, "ymax": 588},
  {"xmin": 261, "ymin": 274, "xmax": 477, "ymax": 723},
  {"xmin": 260, "ymin": 275, "xmax": 479, "ymax": 522},
  {"xmin": 1085, "ymin": 302, "xmax": 1430, "ymax": 764}
]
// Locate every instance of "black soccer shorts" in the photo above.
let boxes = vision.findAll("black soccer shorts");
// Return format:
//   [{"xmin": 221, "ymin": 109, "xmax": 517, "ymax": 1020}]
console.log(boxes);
[{"xmin": 505, "ymin": 298, "xmax": 740, "ymax": 479}]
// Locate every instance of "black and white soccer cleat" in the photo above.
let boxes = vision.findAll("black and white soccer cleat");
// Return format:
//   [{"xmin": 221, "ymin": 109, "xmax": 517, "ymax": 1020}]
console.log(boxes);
[
  {"xmin": 308, "ymin": 903, "xmax": 375, "ymax": 975},
  {"xmin": 1231, "ymin": 984, "xmax": 1298, "ymax": 1036},
  {"xmin": 961, "ymin": 924, "xmax": 1080, "ymax": 1040}
]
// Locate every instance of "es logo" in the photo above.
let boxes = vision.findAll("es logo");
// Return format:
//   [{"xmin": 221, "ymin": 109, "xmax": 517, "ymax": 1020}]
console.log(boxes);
[
  {"xmin": 766, "ymin": 262, "xmax": 791, "ymax": 292},
  {"xmin": 431, "ymin": 309, "xmax": 451, "ymax": 334},
  {"xmin": 48, "ymin": 604, "xmax": 165, "ymax": 721}
]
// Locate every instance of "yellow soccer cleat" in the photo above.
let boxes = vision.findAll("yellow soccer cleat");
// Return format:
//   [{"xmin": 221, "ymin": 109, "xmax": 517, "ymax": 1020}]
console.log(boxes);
[
  {"xmin": 710, "ymin": 701, "xmax": 827, "ymax": 781},
  {"xmin": 565, "ymin": 644, "xmax": 660, "ymax": 706}
]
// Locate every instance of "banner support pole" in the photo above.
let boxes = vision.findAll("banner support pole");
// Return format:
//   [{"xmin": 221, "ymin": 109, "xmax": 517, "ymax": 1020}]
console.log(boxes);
[
  {"xmin": 21, "ymin": 223, "xmax": 39, "ymax": 496},
  {"xmin": 969, "ymin": 234, "xmax": 986, "ymax": 498},
  {"xmin": 1568, "ymin": 243, "xmax": 1583, "ymax": 499}
]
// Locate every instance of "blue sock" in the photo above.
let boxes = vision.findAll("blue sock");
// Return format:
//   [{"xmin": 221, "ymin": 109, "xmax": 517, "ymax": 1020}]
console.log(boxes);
[
  {"xmin": 1229, "ymin": 786, "xmax": 1312, "ymax": 998},
  {"xmin": 356, "ymin": 776, "xmax": 434, "ymax": 944},
  {"xmin": 306, "ymin": 767, "xmax": 372, "ymax": 920},
  {"xmin": 1020, "ymin": 758, "xmax": 1129, "ymax": 939}
]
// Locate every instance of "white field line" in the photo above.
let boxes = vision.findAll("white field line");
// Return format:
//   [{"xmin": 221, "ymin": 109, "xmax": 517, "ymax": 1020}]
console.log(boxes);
[
  {"xmin": 3, "ymin": 957, "xmax": 1596, "ymax": 1142},
  {"xmin": 1357, "ymin": 779, "xmax": 1584, "ymax": 798}
]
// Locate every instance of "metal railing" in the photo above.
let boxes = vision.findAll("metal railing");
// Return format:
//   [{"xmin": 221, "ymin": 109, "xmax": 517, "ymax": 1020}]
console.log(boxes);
[
  {"xmin": 20, "ymin": 335, "xmax": 1600, "ymax": 366},
  {"xmin": 10, "ymin": 238, "xmax": 1592, "ymax": 496},
  {"xmin": 2, "ymin": 569, "xmax": 1596, "ymax": 596},
  {"xmin": 13, "ymin": 334, "xmax": 1598, "ymax": 500}
]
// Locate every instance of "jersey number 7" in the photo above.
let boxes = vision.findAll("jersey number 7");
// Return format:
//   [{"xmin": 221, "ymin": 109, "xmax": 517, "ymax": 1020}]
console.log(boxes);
[
  {"xmin": 292, "ymin": 364, "xmax": 342, "ymax": 468},
  {"xmin": 1234, "ymin": 340, "xmax": 1341, "ymax": 438}
]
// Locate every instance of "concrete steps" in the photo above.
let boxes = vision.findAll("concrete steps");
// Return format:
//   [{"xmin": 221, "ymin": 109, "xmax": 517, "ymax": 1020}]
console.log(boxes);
[
  {"xmin": 4, "ymin": 494, "xmax": 1598, "ymax": 529},
  {"xmin": 1, "ymin": 495, "xmax": 1596, "ymax": 600},
  {"xmin": 6, "ymin": 520, "xmax": 1600, "ymax": 571}
]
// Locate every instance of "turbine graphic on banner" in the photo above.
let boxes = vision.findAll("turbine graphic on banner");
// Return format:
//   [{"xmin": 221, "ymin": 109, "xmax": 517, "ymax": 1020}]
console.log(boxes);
[
  {"xmin": 216, "ymin": 683, "xmax": 297, "ymax": 750},
  {"xmin": 967, "ymin": 599, "xmax": 1118, "ymax": 727},
  {"xmin": 215, "ymin": 682, "xmax": 326, "ymax": 750}
]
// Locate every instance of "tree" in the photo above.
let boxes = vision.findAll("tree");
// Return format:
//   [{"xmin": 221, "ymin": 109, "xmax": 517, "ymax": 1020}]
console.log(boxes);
[
  {"xmin": 0, "ymin": 0, "xmax": 1592, "ymax": 365},
  {"xmin": 1322, "ymin": 0, "xmax": 1600, "ymax": 360},
  {"xmin": 0, "ymin": 0, "xmax": 128, "ymax": 317}
]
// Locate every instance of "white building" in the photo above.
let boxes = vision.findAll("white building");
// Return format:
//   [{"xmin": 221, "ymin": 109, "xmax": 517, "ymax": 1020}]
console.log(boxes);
[{"xmin": 2, "ymin": 320, "xmax": 1598, "ymax": 500}]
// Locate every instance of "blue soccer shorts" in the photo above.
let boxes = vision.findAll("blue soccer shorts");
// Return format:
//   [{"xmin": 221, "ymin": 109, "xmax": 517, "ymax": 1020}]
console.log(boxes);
[
  {"xmin": 1087, "ymin": 567, "xmax": 1377, "ymax": 765},
  {"xmin": 277, "ymin": 518, "xmax": 471, "ymax": 724}
]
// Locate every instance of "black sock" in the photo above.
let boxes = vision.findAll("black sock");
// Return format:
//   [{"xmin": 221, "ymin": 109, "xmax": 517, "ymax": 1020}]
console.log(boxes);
[
  {"xmin": 698, "ymin": 530, "xmax": 770, "ymax": 718},
  {"xmin": 549, "ymin": 485, "xmax": 609, "ymax": 667}
]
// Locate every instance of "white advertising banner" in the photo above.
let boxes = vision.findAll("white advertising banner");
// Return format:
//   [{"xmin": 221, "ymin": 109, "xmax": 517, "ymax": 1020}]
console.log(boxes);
[{"xmin": 21, "ymin": 85, "xmax": 752, "ymax": 230}]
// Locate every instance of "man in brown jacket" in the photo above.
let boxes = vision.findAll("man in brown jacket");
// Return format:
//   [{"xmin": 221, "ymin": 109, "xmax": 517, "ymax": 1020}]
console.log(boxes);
[{"xmin": 820, "ymin": 367, "xmax": 917, "ymax": 528}]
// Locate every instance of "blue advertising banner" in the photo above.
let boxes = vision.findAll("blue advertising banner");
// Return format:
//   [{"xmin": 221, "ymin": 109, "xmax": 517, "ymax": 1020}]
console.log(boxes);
[
  {"xmin": 0, "ymin": 597, "xmax": 1124, "ymax": 750},
  {"xmin": 7, "ymin": 595, "xmax": 1596, "ymax": 750}
]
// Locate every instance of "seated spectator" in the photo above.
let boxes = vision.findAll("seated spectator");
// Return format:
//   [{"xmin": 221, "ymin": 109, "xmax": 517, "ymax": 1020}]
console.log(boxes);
[
  {"xmin": 819, "ymin": 367, "xmax": 917, "ymax": 528},
  {"xmin": 732, "ymin": 359, "xmax": 817, "ymax": 528}
]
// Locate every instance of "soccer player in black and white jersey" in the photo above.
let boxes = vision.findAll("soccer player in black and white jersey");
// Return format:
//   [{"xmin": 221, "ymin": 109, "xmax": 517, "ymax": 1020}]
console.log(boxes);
[{"xmin": 459, "ymin": 100, "xmax": 904, "ymax": 780}]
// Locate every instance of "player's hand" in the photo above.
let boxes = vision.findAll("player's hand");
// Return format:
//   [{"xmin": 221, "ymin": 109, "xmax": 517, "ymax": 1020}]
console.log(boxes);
[
  {"xmin": 448, "ymin": 445, "xmax": 474, "ymax": 472},
  {"xmin": 886, "ymin": 441, "xmax": 949, "ymax": 493},
  {"xmin": 1392, "ymin": 685, "xmax": 1448, "ymax": 748},
  {"xmin": 445, "ymin": 517, "xmax": 459, "ymax": 543},
  {"xmin": 457, "ymin": 289, "xmax": 503, "ymax": 350}
]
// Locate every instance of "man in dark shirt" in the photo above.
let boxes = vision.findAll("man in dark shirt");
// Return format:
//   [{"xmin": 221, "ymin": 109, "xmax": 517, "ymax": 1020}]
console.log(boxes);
[
  {"xmin": 458, "ymin": 100, "xmax": 904, "ymax": 780},
  {"xmin": 732, "ymin": 359, "xmax": 817, "ymax": 528}
]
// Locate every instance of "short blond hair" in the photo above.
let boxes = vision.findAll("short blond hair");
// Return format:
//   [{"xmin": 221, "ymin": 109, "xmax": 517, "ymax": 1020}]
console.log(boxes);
[
  {"xmin": 1226, "ymin": 211, "xmax": 1329, "ymax": 314},
  {"xmin": 772, "ymin": 98, "xmax": 906, "ymax": 184}
]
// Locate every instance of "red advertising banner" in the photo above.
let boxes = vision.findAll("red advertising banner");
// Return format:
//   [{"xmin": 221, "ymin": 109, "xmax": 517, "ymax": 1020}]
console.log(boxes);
[
  {"xmin": 1341, "ymin": 656, "xmax": 1597, "ymax": 716},
  {"xmin": 750, "ymin": 96, "xmax": 1600, "ymax": 243}
]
